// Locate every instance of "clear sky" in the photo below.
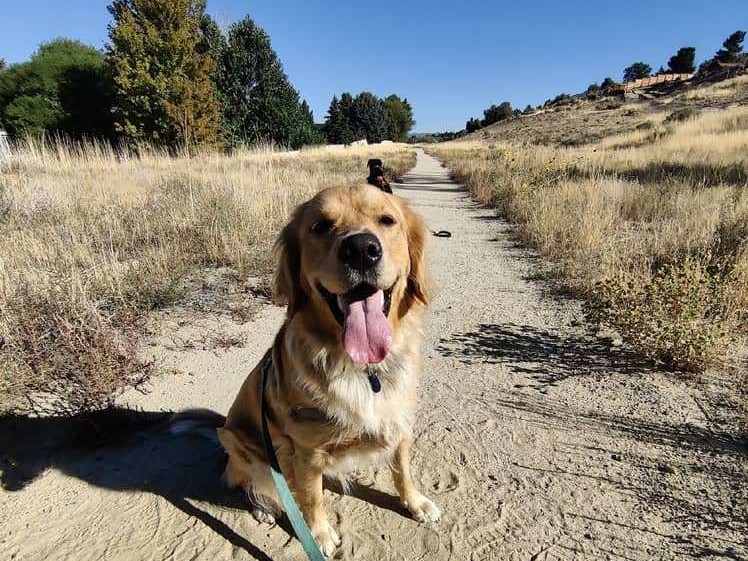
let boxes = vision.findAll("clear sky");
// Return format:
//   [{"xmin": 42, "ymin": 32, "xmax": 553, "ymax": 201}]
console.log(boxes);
[{"xmin": 1, "ymin": 1, "xmax": 746, "ymax": 132}]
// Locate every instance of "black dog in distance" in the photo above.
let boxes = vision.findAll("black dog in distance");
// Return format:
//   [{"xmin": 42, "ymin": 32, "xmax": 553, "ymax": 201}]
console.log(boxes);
[{"xmin": 367, "ymin": 158, "xmax": 393, "ymax": 194}]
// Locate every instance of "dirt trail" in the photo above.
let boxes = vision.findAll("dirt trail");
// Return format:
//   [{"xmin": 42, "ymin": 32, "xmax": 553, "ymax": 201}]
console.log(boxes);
[{"xmin": 1, "ymin": 150, "xmax": 746, "ymax": 561}]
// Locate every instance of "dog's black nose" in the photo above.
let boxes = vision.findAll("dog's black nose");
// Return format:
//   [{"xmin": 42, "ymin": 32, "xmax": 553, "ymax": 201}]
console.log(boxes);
[{"xmin": 339, "ymin": 233, "xmax": 382, "ymax": 271}]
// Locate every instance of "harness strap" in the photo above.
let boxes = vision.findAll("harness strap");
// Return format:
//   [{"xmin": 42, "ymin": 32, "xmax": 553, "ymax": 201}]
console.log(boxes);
[{"xmin": 260, "ymin": 351, "xmax": 326, "ymax": 561}]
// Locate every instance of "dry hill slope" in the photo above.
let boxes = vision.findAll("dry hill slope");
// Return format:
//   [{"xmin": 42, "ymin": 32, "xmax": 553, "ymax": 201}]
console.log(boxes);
[{"xmin": 463, "ymin": 74, "xmax": 748, "ymax": 146}]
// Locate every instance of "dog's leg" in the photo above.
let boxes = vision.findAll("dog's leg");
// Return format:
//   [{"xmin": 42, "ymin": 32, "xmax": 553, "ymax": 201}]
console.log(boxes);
[
  {"xmin": 223, "ymin": 454, "xmax": 281, "ymax": 524},
  {"xmin": 390, "ymin": 437, "xmax": 441, "ymax": 523},
  {"xmin": 291, "ymin": 449, "xmax": 341, "ymax": 557},
  {"xmin": 218, "ymin": 428, "xmax": 281, "ymax": 524}
]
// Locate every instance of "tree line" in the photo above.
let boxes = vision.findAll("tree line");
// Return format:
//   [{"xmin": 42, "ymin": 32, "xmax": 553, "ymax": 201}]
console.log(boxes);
[
  {"xmin": 623, "ymin": 30, "xmax": 745, "ymax": 82},
  {"xmin": 0, "ymin": 0, "xmax": 414, "ymax": 150},
  {"xmin": 461, "ymin": 29, "xmax": 745, "ymax": 137},
  {"xmin": 323, "ymin": 93, "xmax": 414, "ymax": 144}
]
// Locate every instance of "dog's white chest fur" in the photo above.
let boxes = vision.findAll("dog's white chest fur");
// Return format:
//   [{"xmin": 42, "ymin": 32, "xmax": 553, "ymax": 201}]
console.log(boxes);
[{"xmin": 316, "ymin": 348, "xmax": 416, "ymax": 438}]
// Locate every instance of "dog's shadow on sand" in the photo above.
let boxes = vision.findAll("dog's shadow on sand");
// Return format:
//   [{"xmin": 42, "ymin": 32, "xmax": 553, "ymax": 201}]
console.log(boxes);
[{"xmin": 0, "ymin": 409, "xmax": 409, "ymax": 561}]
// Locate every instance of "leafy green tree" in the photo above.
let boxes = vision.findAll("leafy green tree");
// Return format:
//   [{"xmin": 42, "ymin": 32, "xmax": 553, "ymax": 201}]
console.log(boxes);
[
  {"xmin": 383, "ymin": 94, "xmax": 415, "ymax": 142},
  {"xmin": 351, "ymin": 92, "xmax": 387, "ymax": 143},
  {"xmin": 716, "ymin": 30, "xmax": 745, "ymax": 63},
  {"xmin": 522, "ymin": 104, "xmax": 534, "ymax": 114},
  {"xmin": 0, "ymin": 39, "xmax": 114, "ymax": 138},
  {"xmin": 623, "ymin": 62, "xmax": 652, "ymax": 82},
  {"xmin": 198, "ymin": 14, "xmax": 227, "ymax": 60},
  {"xmin": 600, "ymin": 77, "xmax": 617, "ymax": 90},
  {"xmin": 107, "ymin": 0, "xmax": 223, "ymax": 149},
  {"xmin": 0, "ymin": 58, "xmax": 6, "ymax": 72},
  {"xmin": 667, "ymin": 47, "xmax": 696, "ymax": 73},
  {"xmin": 465, "ymin": 117, "xmax": 482, "ymax": 133},
  {"xmin": 482, "ymin": 101, "xmax": 513, "ymax": 126},
  {"xmin": 215, "ymin": 16, "xmax": 320, "ymax": 148}
]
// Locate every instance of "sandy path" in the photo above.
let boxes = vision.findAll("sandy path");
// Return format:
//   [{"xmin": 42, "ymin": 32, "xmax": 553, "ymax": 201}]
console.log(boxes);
[{"xmin": 2, "ymin": 150, "xmax": 746, "ymax": 561}]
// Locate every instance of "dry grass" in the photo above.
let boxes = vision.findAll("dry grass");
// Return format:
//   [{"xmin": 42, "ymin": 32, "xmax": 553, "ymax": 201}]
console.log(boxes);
[
  {"xmin": 0, "ymin": 140, "xmax": 416, "ymax": 415},
  {"xmin": 464, "ymin": 101, "xmax": 646, "ymax": 147},
  {"xmin": 430, "ymin": 106, "xmax": 748, "ymax": 372},
  {"xmin": 674, "ymin": 75, "xmax": 748, "ymax": 105}
]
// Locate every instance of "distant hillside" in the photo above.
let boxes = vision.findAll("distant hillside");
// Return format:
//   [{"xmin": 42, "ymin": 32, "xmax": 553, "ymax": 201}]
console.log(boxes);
[{"xmin": 461, "ymin": 75, "xmax": 748, "ymax": 147}]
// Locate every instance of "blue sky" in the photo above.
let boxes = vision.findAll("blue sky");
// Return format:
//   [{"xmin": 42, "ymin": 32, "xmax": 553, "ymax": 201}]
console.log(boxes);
[{"xmin": 1, "ymin": 1, "xmax": 746, "ymax": 132}]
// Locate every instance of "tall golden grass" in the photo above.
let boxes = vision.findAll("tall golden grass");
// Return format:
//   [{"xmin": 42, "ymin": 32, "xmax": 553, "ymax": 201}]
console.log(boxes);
[
  {"xmin": 430, "ymin": 106, "xmax": 748, "ymax": 372},
  {"xmin": 0, "ymin": 140, "xmax": 416, "ymax": 414}
]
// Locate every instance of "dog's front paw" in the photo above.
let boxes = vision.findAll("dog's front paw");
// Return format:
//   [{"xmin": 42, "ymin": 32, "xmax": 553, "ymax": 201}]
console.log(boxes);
[
  {"xmin": 311, "ymin": 519, "xmax": 341, "ymax": 557},
  {"xmin": 403, "ymin": 493, "xmax": 441, "ymax": 523},
  {"xmin": 251, "ymin": 507, "xmax": 276, "ymax": 525}
]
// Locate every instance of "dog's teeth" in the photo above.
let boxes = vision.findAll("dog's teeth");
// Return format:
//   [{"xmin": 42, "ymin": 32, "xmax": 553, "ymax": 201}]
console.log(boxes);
[
  {"xmin": 337, "ymin": 295, "xmax": 344, "ymax": 310},
  {"xmin": 379, "ymin": 291, "xmax": 384, "ymax": 308}
]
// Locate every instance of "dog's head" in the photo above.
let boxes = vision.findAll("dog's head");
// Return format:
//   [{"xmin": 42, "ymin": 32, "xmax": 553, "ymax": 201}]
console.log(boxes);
[{"xmin": 274, "ymin": 184, "xmax": 429, "ymax": 364}]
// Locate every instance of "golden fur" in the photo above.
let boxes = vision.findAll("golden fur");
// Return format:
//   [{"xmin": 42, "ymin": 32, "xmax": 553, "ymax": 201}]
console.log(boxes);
[{"xmin": 217, "ymin": 184, "xmax": 440, "ymax": 555}]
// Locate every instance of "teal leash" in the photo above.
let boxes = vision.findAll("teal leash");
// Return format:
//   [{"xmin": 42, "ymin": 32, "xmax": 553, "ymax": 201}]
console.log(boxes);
[{"xmin": 260, "ymin": 352, "xmax": 327, "ymax": 561}]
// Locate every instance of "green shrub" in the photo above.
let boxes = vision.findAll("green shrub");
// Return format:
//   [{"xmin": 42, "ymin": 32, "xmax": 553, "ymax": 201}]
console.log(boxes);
[{"xmin": 587, "ymin": 258, "xmax": 731, "ymax": 371}]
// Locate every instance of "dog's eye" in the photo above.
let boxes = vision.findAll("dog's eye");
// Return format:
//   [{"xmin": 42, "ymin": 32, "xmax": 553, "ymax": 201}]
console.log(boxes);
[
  {"xmin": 379, "ymin": 215, "xmax": 396, "ymax": 226},
  {"xmin": 311, "ymin": 219, "xmax": 334, "ymax": 234}
]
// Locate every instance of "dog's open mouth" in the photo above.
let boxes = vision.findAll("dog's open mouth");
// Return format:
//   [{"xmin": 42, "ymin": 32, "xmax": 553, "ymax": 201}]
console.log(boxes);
[{"xmin": 318, "ymin": 282, "xmax": 395, "ymax": 364}]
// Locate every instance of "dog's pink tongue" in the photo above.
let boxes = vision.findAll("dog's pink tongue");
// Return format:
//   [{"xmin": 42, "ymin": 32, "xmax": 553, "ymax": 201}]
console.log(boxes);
[{"xmin": 342, "ymin": 290, "xmax": 392, "ymax": 364}]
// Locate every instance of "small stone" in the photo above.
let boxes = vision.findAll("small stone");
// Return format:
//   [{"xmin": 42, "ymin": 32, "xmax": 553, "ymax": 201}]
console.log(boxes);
[{"xmin": 611, "ymin": 454, "xmax": 621, "ymax": 461}]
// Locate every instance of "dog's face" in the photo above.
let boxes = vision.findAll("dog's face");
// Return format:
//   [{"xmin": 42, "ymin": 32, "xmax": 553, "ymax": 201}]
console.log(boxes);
[{"xmin": 274, "ymin": 185, "xmax": 428, "ymax": 364}]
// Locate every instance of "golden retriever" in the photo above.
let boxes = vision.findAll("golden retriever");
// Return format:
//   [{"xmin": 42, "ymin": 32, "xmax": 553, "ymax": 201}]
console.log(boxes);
[{"xmin": 179, "ymin": 184, "xmax": 439, "ymax": 556}]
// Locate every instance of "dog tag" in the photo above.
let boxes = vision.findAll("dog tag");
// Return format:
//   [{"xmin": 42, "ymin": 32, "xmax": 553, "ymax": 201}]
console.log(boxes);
[{"xmin": 367, "ymin": 372, "xmax": 382, "ymax": 393}]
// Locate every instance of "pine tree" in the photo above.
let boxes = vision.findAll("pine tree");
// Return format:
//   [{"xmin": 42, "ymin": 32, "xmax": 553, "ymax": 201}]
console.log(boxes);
[
  {"xmin": 351, "ymin": 92, "xmax": 387, "ymax": 143},
  {"xmin": 465, "ymin": 117, "xmax": 482, "ymax": 133},
  {"xmin": 293, "ymin": 99, "xmax": 324, "ymax": 147},
  {"xmin": 716, "ymin": 30, "xmax": 746, "ymax": 63},
  {"xmin": 337, "ymin": 93, "xmax": 356, "ymax": 144},
  {"xmin": 217, "ymin": 16, "xmax": 320, "ymax": 148},
  {"xmin": 482, "ymin": 102, "xmax": 513, "ymax": 126},
  {"xmin": 107, "ymin": 0, "xmax": 223, "ymax": 150},
  {"xmin": 667, "ymin": 47, "xmax": 696, "ymax": 74},
  {"xmin": 323, "ymin": 95, "xmax": 342, "ymax": 143},
  {"xmin": 623, "ymin": 62, "xmax": 652, "ymax": 82}
]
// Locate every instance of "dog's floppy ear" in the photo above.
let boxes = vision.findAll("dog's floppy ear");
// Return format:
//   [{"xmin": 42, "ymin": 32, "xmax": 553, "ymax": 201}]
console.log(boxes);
[
  {"xmin": 273, "ymin": 207, "xmax": 306, "ymax": 316},
  {"xmin": 401, "ymin": 200, "xmax": 430, "ymax": 308}
]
